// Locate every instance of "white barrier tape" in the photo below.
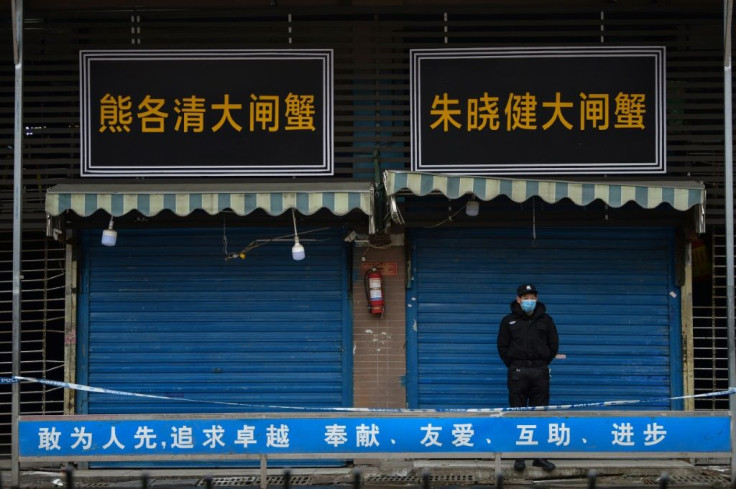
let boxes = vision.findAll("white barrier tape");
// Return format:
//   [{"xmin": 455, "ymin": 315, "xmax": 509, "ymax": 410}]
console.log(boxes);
[
  {"xmin": 4, "ymin": 376, "xmax": 736, "ymax": 413},
  {"xmin": 6, "ymin": 376, "xmax": 383, "ymax": 412}
]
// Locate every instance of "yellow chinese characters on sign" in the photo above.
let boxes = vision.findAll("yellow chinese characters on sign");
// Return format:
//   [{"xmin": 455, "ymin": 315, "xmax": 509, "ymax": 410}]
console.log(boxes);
[
  {"xmin": 99, "ymin": 94, "xmax": 133, "ymax": 133},
  {"xmin": 98, "ymin": 92, "xmax": 317, "ymax": 134},
  {"xmin": 428, "ymin": 91, "xmax": 646, "ymax": 132}
]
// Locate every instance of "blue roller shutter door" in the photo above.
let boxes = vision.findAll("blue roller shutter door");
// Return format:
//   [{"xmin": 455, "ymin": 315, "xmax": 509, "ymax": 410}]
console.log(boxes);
[
  {"xmin": 77, "ymin": 227, "xmax": 352, "ymax": 415},
  {"xmin": 407, "ymin": 227, "xmax": 682, "ymax": 411}
]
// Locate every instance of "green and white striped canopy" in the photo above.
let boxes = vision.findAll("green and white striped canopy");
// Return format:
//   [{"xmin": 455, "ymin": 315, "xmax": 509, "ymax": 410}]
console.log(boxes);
[
  {"xmin": 385, "ymin": 170, "xmax": 704, "ymax": 211},
  {"xmin": 384, "ymin": 170, "xmax": 705, "ymax": 231},
  {"xmin": 45, "ymin": 182, "xmax": 374, "ymax": 217}
]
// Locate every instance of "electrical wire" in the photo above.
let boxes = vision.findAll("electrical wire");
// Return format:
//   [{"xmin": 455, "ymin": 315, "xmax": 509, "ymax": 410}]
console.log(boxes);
[
  {"xmin": 425, "ymin": 204, "xmax": 466, "ymax": 229},
  {"xmin": 225, "ymin": 226, "xmax": 333, "ymax": 260}
]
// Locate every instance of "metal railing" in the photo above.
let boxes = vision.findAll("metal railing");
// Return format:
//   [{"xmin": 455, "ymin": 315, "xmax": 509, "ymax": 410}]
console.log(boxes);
[
  {"xmin": 0, "ymin": 236, "xmax": 65, "ymax": 459},
  {"xmin": 693, "ymin": 231, "xmax": 730, "ymax": 410},
  {"xmin": 45, "ymin": 464, "xmax": 676, "ymax": 489}
]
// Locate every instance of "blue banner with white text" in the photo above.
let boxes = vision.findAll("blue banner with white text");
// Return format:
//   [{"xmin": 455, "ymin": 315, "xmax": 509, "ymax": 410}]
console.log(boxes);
[{"xmin": 19, "ymin": 414, "xmax": 729, "ymax": 459}]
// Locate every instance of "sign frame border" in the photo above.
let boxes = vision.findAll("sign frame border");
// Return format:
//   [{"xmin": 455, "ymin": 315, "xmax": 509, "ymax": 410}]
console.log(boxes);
[
  {"xmin": 410, "ymin": 46, "xmax": 666, "ymax": 176},
  {"xmin": 79, "ymin": 49, "xmax": 334, "ymax": 178}
]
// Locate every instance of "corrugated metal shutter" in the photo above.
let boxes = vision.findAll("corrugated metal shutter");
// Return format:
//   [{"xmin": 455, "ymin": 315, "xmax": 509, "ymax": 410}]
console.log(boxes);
[
  {"xmin": 77, "ymin": 227, "xmax": 351, "ymax": 414},
  {"xmin": 407, "ymin": 227, "xmax": 681, "ymax": 411}
]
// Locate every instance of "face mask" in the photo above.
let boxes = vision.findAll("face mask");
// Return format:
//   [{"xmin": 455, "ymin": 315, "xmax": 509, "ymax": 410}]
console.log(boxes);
[{"xmin": 521, "ymin": 299, "xmax": 537, "ymax": 314}]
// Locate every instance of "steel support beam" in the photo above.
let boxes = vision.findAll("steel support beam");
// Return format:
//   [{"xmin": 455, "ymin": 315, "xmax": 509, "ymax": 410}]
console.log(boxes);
[
  {"xmin": 723, "ymin": 0, "xmax": 736, "ymax": 482},
  {"xmin": 11, "ymin": 0, "xmax": 24, "ymax": 487}
]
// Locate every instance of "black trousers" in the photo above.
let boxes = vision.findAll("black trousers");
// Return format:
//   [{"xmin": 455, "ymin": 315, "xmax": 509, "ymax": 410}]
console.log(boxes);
[{"xmin": 507, "ymin": 366, "xmax": 550, "ymax": 407}]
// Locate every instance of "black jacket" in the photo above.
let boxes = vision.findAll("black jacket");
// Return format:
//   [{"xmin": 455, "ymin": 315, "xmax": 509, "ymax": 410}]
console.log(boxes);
[{"xmin": 497, "ymin": 300, "xmax": 559, "ymax": 368}]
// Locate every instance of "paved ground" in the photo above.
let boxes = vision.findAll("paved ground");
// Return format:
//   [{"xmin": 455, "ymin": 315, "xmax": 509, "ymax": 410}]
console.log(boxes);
[{"xmin": 1, "ymin": 460, "xmax": 732, "ymax": 489}]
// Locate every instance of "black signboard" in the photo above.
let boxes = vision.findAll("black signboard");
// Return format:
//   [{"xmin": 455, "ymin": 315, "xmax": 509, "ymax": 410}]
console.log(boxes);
[
  {"xmin": 411, "ymin": 47, "xmax": 665, "ymax": 175},
  {"xmin": 80, "ymin": 50, "xmax": 333, "ymax": 177}
]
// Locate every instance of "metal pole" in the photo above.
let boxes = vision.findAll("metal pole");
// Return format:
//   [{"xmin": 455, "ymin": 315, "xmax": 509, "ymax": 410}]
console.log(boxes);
[
  {"xmin": 11, "ymin": 0, "xmax": 23, "ymax": 487},
  {"xmin": 723, "ymin": 0, "xmax": 736, "ymax": 483}
]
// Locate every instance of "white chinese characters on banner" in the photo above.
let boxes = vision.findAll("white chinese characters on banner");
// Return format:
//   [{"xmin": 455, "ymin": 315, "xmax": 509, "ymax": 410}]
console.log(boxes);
[{"xmin": 36, "ymin": 421, "xmax": 671, "ymax": 453}]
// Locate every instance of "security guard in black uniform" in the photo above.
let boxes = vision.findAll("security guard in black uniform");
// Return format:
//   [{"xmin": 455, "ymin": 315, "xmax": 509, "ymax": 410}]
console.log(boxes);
[{"xmin": 497, "ymin": 284, "xmax": 559, "ymax": 472}]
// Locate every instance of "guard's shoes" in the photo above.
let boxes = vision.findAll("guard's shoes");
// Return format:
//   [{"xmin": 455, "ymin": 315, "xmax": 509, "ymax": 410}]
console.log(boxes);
[
  {"xmin": 532, "ymin": 458, "xmax": 556, "ymax": 472},
  {"xmin": 513, "ymin": 459, "xmax": 526, "ymax": 471}
]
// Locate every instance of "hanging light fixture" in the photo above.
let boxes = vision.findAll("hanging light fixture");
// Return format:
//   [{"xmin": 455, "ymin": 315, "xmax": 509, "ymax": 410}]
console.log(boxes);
[
  {"xmin": 465, "ymin": 196, "xmax": 480, "ymax": 217},
  {"xmin": 291, "ymin": 208, "xmax": 305, "ymax": 261},
  {"xmin": 101, "ymin": 216, "xmax": 117, "ymax": 247}
]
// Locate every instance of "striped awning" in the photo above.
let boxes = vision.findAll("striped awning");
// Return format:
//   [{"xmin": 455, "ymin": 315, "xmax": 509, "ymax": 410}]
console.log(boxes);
[
  {"xmin": 45, "ymin": 182, "xmax": 374, "ymax": 217},
  {"xmin": 385, "ymin": 170, "xmax": 705, "ymax": 230}
]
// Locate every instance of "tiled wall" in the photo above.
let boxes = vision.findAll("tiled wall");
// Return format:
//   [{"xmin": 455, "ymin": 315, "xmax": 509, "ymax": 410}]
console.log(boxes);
[{"xmin": 352, "ymin": 245, "xmax": 407, "ymax": 408}]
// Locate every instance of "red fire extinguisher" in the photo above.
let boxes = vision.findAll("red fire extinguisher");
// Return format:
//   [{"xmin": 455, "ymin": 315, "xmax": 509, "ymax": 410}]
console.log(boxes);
[{"xmin": 364, "ymin": 267, "xmax": 385, "ymax": 316}]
